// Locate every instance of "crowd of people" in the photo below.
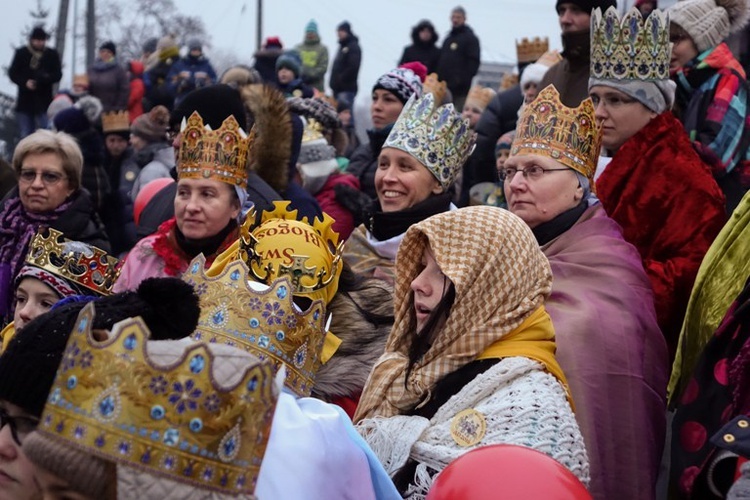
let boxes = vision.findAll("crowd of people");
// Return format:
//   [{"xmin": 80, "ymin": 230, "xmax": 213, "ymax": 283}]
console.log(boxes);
[{"xmin": 2, "ymin": 0, "xmax": 750, "ymax": 499}]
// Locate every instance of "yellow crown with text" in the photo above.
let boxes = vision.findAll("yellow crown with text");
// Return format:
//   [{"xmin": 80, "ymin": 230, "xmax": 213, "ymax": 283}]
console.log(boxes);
[
  {"xmin": 177, "ymin": 112, "xmax": 255, "ymax": 190},
  {"xmin": 37, "ymin": 303, "xmax": 278, "ymax": 495},
  {"xmin": 516, "ymin": 37, "xmax": 550, "ymax": 64},
  {"xmin": 101, "ymin": 110, "xmax": 130, "ymax": 134},
  {"xmin": 185, "ymin": 255, "xmax": 328, "ymax": 397},
  {"xmin": 512, "ymin": 85, "xmax": 602, "ymax": 183},
  {"xmin": 25, "ymin": 227, "xmax": 120, "ymax": 296}
]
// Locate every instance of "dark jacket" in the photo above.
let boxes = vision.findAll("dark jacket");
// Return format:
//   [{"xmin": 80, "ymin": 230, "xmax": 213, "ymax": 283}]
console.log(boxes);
[
  {"xmin": 537, "ymin": 31, "xmax": 591, "ymax": 108},
  {"xmin": 330, "ymin": 34, "xmax": 362, "ymax": 94},
  {"xmin": 399, "ymin": 21, "xmax": 441, "ymax": 74},
  {"xmin": 459, "ymin": 85, "xmax": 523, "ymax": 206},
  {"xmin": 276, "ymin": 78, "xmax": 314, "ymax": 99},
  {"xmin": 101, "ymin": 147, "xmax": 137, "ymax": 255},
  {"xmin": 167, "ymin": 54, "xmax": 218, "ymax": 107},
  {"xmin": 143, "ymin": 57, "xmax": 178, "ymax": 111},
  {"xmin": 74, "ymin": 129, "xmax": 110, "ymax": 213},
  {"xmin": 436, "ymin": 24, "xmax": 481, "ymax": 98},
  {"xmin": 87, "ymin": 59, "xmax": 130, "ymax": 112},
  {"xmin": 253, "ymin": 47, "xmax": 283, "ymax": 83},
  {"xmin": 346, "ymin": 125, "xmax": 392, "ymax": 201},
  {"xmin": 8, "ymin": 45, "xmax": 62, "ymax": 114}
]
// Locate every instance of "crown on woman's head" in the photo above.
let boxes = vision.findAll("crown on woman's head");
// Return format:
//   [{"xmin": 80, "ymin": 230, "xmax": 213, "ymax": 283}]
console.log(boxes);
[
  {"xmin": 38, "ymin": 303, "xmax": 278, "ymax": 495},
  {"xmin": 25, "ymin": 227, "xmax": 120, "ymax": 296},
  {"xmin": 591, "ymin": 7, "xmax": 671, "ymax": 82},
  {"xmin": 177, "ymin": 111, "xmax": 255, "ymax": 189},
  {"xmin": 185, "ymin": 255, "xmax": 328, "ymax": 397},
  {"xmin": 384, "ymin": 92, "xmax": 476, "ymax": 189}
]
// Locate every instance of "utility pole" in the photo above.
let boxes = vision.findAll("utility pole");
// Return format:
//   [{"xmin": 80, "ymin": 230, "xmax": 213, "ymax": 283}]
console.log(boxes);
[
  {"xmin": 55, "ymin": 0, "xmax": 70, "ymax": 60},
  {"xmin": 85, "ymin": 0, "xmax": 95, "ymax": 69},
  {"xmin": 256, "ymin": 0, "xmax": 262, "ymax": 52}
]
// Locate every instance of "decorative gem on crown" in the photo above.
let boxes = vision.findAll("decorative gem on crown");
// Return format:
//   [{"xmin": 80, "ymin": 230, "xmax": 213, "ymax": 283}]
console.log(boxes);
[
  {"xmin": 25, "ymin": 227, "xmax": 120, "ymax": 296},
  {"xmin": 177, "ymin": 111, "xmax": 255, "ymax": 190},
  {"xmin": 516, "ymin": 37, "xmax": 550, "ymax": 64},
  {"xmin": 38, "ymin": 303, "xmax": 278, "ymax": 495},
  {"xmin": 185, "ymin": 255, "xmax": 328, "ymax": 397},
  {"xmin": 384, "ymin": 92, "xmax": 476, "ymax": 189},
  {"xmin": 511, "ymin": 85, "xmax": 602, "ymax": 182},
  {"xmin": 100, "ymin": 110, "xmax": 130, "ymax": 134},
  {"xmin": 590, "ymin": 7, "xmax": 671, "ymax": 82}
]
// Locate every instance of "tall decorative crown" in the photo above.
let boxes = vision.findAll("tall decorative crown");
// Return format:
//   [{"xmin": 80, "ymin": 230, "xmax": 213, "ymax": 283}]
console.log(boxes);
[
  {"xmin": 512, "ymin": 85, "xmax": 602, "ymax": 183},
  {"xmin": 101, "ymin": 110, "xmax": 130, "ymax": 133},
  {"xmin": 177, "ymin": 112, "xmax": 255, "ymax": 190},
  {"xmin": 38, "ymin": 303, "xmax": 278, "ymax": 495},
  {"xmin": 591, "ymin": 7, "xmax": 671, "ymax": 82},
  {"xmin": 384, "ymin": 92, "xmax": 476, "ymax": 189},
  {"xmin": 423, "ymin": 73, "xmax": 447, "ymax": 105},
  {"xmin": 185, "ymin": 255, "xmax": 328, "ymax": 397},
  {"xmin": 25, "ymin": 227, "xmax": 120, "ymax": 296},
  {"xmin": 516, "ymin": 37, "xmax": 550, "ymax": 64}
]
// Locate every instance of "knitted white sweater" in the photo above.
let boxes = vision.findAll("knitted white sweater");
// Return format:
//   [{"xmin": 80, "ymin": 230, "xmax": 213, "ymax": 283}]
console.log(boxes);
[{"xmin": 358, "ymin": 356, "xmax": 590, "ymax": 499}]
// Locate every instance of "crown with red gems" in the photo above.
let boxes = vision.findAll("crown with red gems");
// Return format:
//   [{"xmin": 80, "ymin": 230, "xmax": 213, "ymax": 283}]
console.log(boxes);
[
  {"xmin": 511, "ymin": 85, "xmax": 602, "ymax": 183},
  {"xmin": 25, "ymin": 227, "xmax": 120, "ymax": 296},
  {"xmin": 37, "ymin": 302, "xmax": 279, "ymax": 495},
  {"xmin": 177, "ymin": 111, "xmax": 255, "ymax": 190}
]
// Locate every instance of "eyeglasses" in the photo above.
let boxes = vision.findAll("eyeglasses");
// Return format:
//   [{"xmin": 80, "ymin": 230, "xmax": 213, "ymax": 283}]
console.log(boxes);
[
  {"xmin": 18, "ymin": 169, "xmax": 67, "ymax": 185},
  {"xmin": 590, "ymin": 94, "xmax": 639, "ymax": 110},
  {"xmin": 500, "ymin": 165, "xmax": 570, "ymax": 182},
  {"xmin": 0, "ymin": 408, "xmax": 39, "ymax": 446}
]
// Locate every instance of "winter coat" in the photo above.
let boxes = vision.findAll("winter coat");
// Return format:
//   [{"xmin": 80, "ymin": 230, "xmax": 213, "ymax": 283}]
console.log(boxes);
[
  {"xmin": 436, "ymin": 24, "xmax": 480, "ymax": 98},
  {"xmin": 537, "ymin": 31, "xmax": 591, "ymax": 108},
  {"xmin": 313, "ymin": 172, "xmax": 359, "ymax": 241},
  {"xmin": 129, "ymin": 143, "xmax": 176, "ymax": 202},
  {"xmin": 167, "ymin": 55, "xmax": 218, "ymax": 107},
  {"xmin": 399, "ymin": 22, "xmax": 440, "ymax": 74},
  {"xmin": 87, "ymin": 59, "xmax": 130, "ymax": 112},
  {"xmin": 295, "ymin": 35, "xmax": 329, "ymax": 91},
  {"xmin": 143, "ymin": 57, "xmax": 178, "ymax": 111},
  {"xmin": 276, "ymin": 78, "xmax": 314, "ymax": 99},
  {"xmin": 73, "ymin": 128, "xmax": 110, "ymax": 213},
  {"xmin": 100, "ymin": 147, "xmax": 137, "ymax": 256},
  {"xmin": 596, "ymin": 111, "xmax": 726, "ymax": 358},
  {"xmin": 128, "ymin": 60, "xmax": 145, "ymax": 122},
  {"xmin": 346, "ymin": 126, "xmax": 392, "ymax": 201},
  {"xmin": 330, "ymin": 34, "xmax": 362, "ymax": 94},
  {"xmin": 253, "ymin": 47, "xmax": 283, "ymax": 84},
  {"xmin": 8, "ymin": 45, "xmax": 62, "ymax": 114}
]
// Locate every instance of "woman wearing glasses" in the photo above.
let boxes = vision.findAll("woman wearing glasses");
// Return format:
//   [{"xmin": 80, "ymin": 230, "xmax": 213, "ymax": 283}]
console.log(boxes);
[
  {"xmin": 0, "ymin": 130, "xmax": 108, "ymax": 324},
  {"xmin": 503, "ymin": 84, "xmax": 669, "ymax": 500}
]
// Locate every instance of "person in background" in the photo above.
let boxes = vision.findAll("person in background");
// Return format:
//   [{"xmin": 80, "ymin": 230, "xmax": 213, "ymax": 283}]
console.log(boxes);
[
  {"xmin": 461, "ymin": 85, "xmax": 496, "ymax": 130},
  {"xmin": 399, "ymin": 20, "xmax": 441, "ymax": 74},
  {"xmin": 8, "ymin": 26, "xmax": 62, "ymax": 138},
  {"xmin": 253, "ymin": 36, "xmax": 284, "ymax": 83},
  {"xmin": 295, "ymin": 20, "xmax": 329, "ymax": 93},
  {"xmin": 128, "ymin": 105, "xmax": 174, "ymax": 202},
  {"xmin": 127, "ymin": 60, "xmax": 145, "ymax": 122},
  {"xmin": 143, "ymin": 35, "xmax": 179, "ymax": 112},
  {"xmin": 167, "ymin": 38, "xmax": 218, "ymax": 108},
  {"xmin": 87, "ymin": 41, "xmax": 129, "ymax": 113},
  {"xmin": 275, "ymin": 51, "xmax": 314, "ymax": 98},
  {"xmin": 330, "ymin": 21, "xmax": 362, "ymax": 112},
  {"xmin": 436, "ymin": 6, "xmax": 481, "ymax": 111},
  {"xmin": 338, "ymin": 99, "xmax": 360, "ymax": 158},
  {"xmin": 520, "ymin": 50, "xmax": 563, "ymax": 104}
]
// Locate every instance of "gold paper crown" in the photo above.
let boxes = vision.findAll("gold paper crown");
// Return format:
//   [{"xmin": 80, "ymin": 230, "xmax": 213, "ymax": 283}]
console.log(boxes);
[
  {"xmin": 25, "ymin": 227, "xmax": 120, "ymax": 296},
  {"xmin": 511, "ymin": 85, "xmax": 602, "ymax": 182},
  {"xmin": 500, "ymin": 73, "xmax": 519, "ymax": 90},
  {"xmin": 177, "ymin": 112, "xmax": 255, "ymax": 190},
  {"xmin": 516, "ymin": 37, "xmax": 550, "ymax": 64},
  {"xmin": 423, "ymin": 73, "xmax": 447, "ymax": 105},
  {"xmin": 101, "ymin": 110, "xmax": 130, "ymax": 134},
  {"xmin": 301, "ymin": 118, "xmax": 326, "ymax": 143},
  {"xmin": 465, "ymin": 85, "xmax": 497, "ymax": 110},
  {"xmin": 383, "ymin": 92, "xmax": 476, "ymax": 189},
  {"xmin": 38, "ymin": 303, "xmax": 278, "ymax": 495},
  {"xmin": 185, "ymin": 255, "xmax": 328, "ymax": 397},
  {"xmin": 591, "ymin": 7, "xmax": 671, "ymax": 82}
]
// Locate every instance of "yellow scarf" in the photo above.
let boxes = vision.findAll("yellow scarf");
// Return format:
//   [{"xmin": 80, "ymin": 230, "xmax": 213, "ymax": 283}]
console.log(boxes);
[
  {"xmin": 0, "ymin": 322, "xmax": 15, "ymax": 355},
  {"xmin": 476, "ymin": 306, "xmax": 573, "ymax": 409}
]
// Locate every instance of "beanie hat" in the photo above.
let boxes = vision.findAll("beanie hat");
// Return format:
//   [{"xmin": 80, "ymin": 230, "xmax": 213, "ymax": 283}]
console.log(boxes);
[
  {"xmin": 0, "ymin": 277, "xmax": 200, "ymax": 417},
  {"xmin": 47, "ymin": 93, "xmax": 74, "ymax": 123},
  {"xmin": 156, "ymin": 35, "xmax": 180, "ymax": 62},
  {"xmin": 667, "ymin": 0, "xmax": 750, "ymax": 52},
  {"xmin": 306, "ymin": 19, "xmax": 319, "ymax": 34},
  {"xmin": 337, "ymin": 21, "xmax": 352, "ymax": 33},
  {"xmin": 99, "ymin": 40, "xmax": 116, "ymax": 55},
  {"xmin": 589, "ymin": 77, "xmax": 676, "ymax": 113},
  {"xmin": 399, "ymin": 61, "xmax": 428, "ymax": 83},
  {"xmin": 373, "ymin": 66, "xmax": 424, "ymax": 105},
  {"xmin": 171, "ymin": 84, "xmax": 247, "ymax": 130},
  {"xmin": 14, "ymin": 265, "xmax": 89, "ymax": 300},
  {"xmin": 555, "ymin": 0, "xmax": 617, "ymax": 13},
  {"xmin": 53, "ymin": 94, "xmax": 103, "ymax": 135},
  {"xmin": 276, "ymin": 51, "xmax": 302, "ymax": 78},
  {"xmin": 187, "ymin": 38, "xmax": 202, "ymax": 51},
  {"xmin": 265, "ymin": 36, "xmax": 283, "ymax": 49},
  {"xmin": 30, "ymin": 26, "xmax": 49, "ymax": 41},
  {"xmin": 131, "ymin": 105, "xmax": 170, "ymax": 142},
  {"xmin": 520, "ymin": 50, "xmax": 562, "ymax": 91},
  {"xmin": 142, "ymin": 37, "xmax": 158, "ymax": 55}
]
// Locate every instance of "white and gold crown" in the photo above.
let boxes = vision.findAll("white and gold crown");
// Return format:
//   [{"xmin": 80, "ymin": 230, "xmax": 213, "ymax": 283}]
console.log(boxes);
[
  {"xmin": 591, "ymin": 7, "xmax": 671, "ymax": 82},
  {"xmin": 38, "ymin": 303, "xmax": 278, "ymax": 495},
  {"xmin": 384, "ymin": 92, "xmax": 476, "ymax": 189}
]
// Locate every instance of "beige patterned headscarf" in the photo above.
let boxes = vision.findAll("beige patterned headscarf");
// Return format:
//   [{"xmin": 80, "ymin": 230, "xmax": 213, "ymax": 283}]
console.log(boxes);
[{"xmin": 354, "ymin": 206, "xmax": 553, "ymax": 421}]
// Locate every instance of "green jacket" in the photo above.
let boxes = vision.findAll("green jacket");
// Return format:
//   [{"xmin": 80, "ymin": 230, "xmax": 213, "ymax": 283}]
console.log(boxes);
[{"xmin": 295, "ymin": 36, "xmax": 328, "ymax": 92}]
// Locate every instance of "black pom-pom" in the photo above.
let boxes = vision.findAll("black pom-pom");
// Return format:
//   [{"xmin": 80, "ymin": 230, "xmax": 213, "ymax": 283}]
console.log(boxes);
[{"xmin": 136, "ymin": 277, "xmax": 200, "ymax": 340}]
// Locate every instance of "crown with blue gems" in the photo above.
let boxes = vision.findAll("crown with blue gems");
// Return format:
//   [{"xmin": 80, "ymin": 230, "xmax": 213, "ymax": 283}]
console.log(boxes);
[
  {"xmin": 591, "ymin": 7, "xmax": 671, "ymax": 82},
  {"xmin": 184, "ymin": 254, "xmax": 328, "ymax": 398},
  {"xmin": 37, "ymin": 302, "xmax": 278, "ymax": 495},
  {"xmin": 25, "ymin": 227, "xmax": 120, "ymax": 296},
  {"xmin": 383, "ymin": 92, "xmax": 476, "ymax": 190}
]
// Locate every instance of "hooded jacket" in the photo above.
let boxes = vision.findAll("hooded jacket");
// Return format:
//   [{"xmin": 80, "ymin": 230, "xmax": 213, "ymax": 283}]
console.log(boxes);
[{"xmin": 399, "ymin": 21, "xmax": 441, "ymax": 74}]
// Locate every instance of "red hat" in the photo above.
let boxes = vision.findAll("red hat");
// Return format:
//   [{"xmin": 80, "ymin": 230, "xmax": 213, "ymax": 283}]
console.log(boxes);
[{"xmin": 399, "ymin": 61, "xmax": 428, "ymax": 83}]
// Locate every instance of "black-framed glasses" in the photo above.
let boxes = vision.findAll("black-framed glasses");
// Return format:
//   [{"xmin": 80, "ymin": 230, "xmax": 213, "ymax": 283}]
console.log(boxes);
[
  {"xmin": 500, "ymin": 165, "xmax": 570, "ymax": 182},
  {"xmin": 18, "ymin": 169, "xmax": 67, "ymax": 185},
  {"xmin": 0, "ymin": 408, "xmax": 39, "ymax": 446}
]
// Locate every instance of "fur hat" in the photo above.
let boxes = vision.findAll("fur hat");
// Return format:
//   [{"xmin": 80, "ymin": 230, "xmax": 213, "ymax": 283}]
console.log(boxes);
[
  {"xmin": 99, "ymin": 40, "xmax": 116, "ymax": 55},
  {"xmin": 373, "ymin": 66, "xmax": 424, "ymax": 105},
  {"xmin": 520, "ymin": 50, "xmax": 562, "ymax": 91},
  {"xmin": 668, "ymin": 0, "xmax": 750, "ymax": 52},
  {"xmin": 276, "ymin": 51, "xmax": 302, "ymax": 77},
  {"xmin": 131, "ymin": 105, "xmax": 170, "ymax": 142},
  {"xmin": 171, "ymin": 84, "xmax": 247, "ymax": 131}
]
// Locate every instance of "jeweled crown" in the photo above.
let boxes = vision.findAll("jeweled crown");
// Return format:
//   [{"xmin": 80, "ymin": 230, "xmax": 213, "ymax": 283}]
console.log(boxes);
[
  {"xmin": 511, "ymin": 85, "xmax": 602, "ymax": 182},
  {"xmin": 25, "ymin": 227, "xmax": 120, "ymax": 296},
  {"xmin": 516, "ymin": 37, "xmax": 549, "ymax": 64},
  {"xmin": 38, "ymin": 303, "xmax": 278, "ymax": 495},
  {"xmin": 384, "ymin": 92, "xmax": 476, "ymax": 189},
  {"xmin": 177, "ymin": 111, "xmax": 255, "ymax": 190},
  {"xmin": 185, "ymin": 255, "xmax": 328, "ymax": 397},
  {"xmin": 591, "ymin": 7, "xmax": 671, "ymax": 82},
  {"xmin": 101, "ymin": 110, "xmax": 130, "ymax": 133}
]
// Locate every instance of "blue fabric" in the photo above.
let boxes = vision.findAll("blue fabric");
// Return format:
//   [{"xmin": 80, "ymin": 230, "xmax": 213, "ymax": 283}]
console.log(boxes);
[{"xmin": 16, "ymin": 111, "xmax": 48, "ymax": 138}]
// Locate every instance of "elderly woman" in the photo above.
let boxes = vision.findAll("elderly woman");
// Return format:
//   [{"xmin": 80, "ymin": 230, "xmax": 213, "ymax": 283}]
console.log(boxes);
[
  {"xmin": 503, "ymin": 83, "xmax": 669, "ymax": 500},
  {"xmin": 0, "ymin": 130, "xmax": 109, "ymax": 322},
  {"xmin": 344, "ymin": 88, "xmax": 473, "ymax": 282},
  {"xmin": 354, "ymin": 206, "xmax": 589, "ymax": 498}
]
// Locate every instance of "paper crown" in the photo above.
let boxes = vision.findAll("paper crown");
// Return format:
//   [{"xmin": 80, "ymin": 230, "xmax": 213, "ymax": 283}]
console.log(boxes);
[
  {"xmin": 511, "ymin": 85, "xmax": 602, "ymax": 182},
  {"xmin": 465, "ymin": 85, "xmax": 496, "ymax": 110},
  {"xmin": 590, "ymin": 7, "xmax": 671, "ymax": 82},
  {"xmin": 384, "ymin": 92, "xmax": 476, "ymax": 190},
  {"xmin": 177, "ymin": 111, "xmax": 255, "ymax": 190},
  {"xmin": 185, "ymin": 255, "xmax": 328, "ymax": 397},
  {"xmin": 101, "ymin": 110, "xmax": 130, "ymax": 133},
  {"xmin": 25, "ymin": 227, "xmax": 120, "ymax": 296},
  {"xmin": 500, "ymin": 73, "xmax": 519, "ymax": 90},
  {"xmin": 516, "ymin": 37, "xmax": 550, "ymax": 64},
  {"xmin": 37, "ymin": 303, "xmax": 278, "ymax": 495},
  {"xmin": 423, "ymin": 73, "xmax": 448, "ymax": 105}
]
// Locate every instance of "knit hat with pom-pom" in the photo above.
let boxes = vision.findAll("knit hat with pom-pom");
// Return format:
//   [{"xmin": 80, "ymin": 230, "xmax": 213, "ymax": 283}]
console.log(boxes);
[
  {"xmin": 668, "ymin": 0, "xmax": 750, "ymax": 52},
  {"xmin": 52, "ymin": 95, "xmax": 103, "ymax": 134},
  {"xmin": 131, "ymin": 105, "xmax": 170, "ymax": 143}
]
